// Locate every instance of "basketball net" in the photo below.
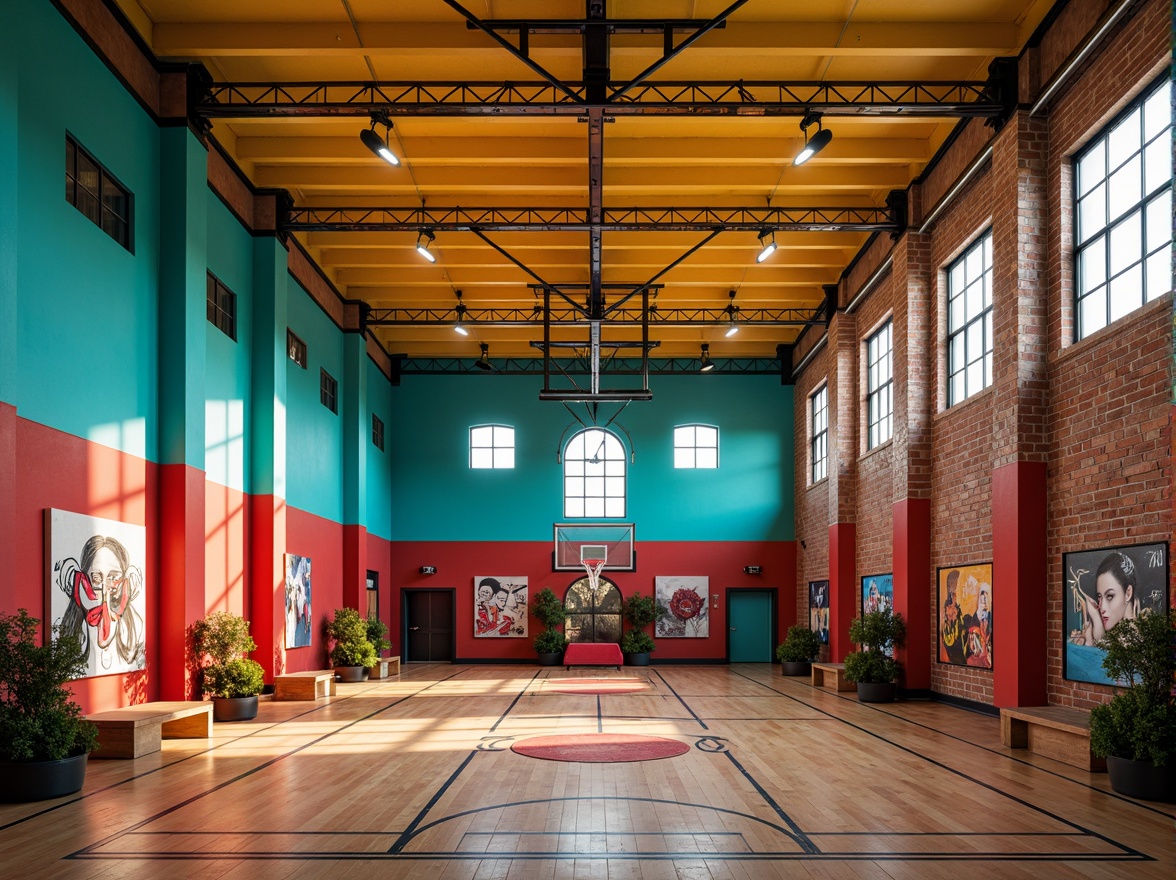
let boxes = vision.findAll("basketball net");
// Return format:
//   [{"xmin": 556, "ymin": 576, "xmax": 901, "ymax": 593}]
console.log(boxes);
[{"xmin": 583, "ymin": 558, "xmax": 606, "ymax": 598}]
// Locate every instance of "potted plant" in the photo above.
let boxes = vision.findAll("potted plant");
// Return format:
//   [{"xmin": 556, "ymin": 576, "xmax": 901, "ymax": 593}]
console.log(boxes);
[
  {"xmin": 531, "ymin": 588, "xmax": 569, "ymax": 665},
  {"xmin": 190, "ymin": 611, "xmax": 265, "ymax": 722},
  {"xmin": 776, "ymin": 624, "xmax": 822, "ymax": 676},
  {"xmin": 366, "ymin": 615, "xmax": 392, "ymax": 657},
  {"xmin": 843, "ymin": 609, "xmax": 906, "ymax": 702},
  {"xmin": 1089, "ymin": 608, "xmax": 1176, "ymax": 802},
  {"xmin": 326, "ymin": 608, "xmax": 377, "ymax": 682},
  {"xmin": 620, "ymin": 593, "xmax": 664, "ymax": 666},
  {"xmin": 0, "ymin": 609, "xmax": 99, "ymax": 802}
]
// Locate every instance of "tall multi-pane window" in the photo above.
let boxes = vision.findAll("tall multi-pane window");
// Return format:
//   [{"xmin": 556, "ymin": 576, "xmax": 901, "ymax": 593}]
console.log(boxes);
[
  {"xmin": 206, "ymin": 273, "xmax": 237, "ymax": 341},
  {"xmin": 866, "ymin": 321, "xmax": 893, "ymax": 449},
  {"xmin": 66, "ymin": 135, "xmax": 132, "ymax": 250},
  {"xmin": 810, "ymin": 385, "xmax": 828, "ymax": 483},
  {"xmin": 470, "ymin": 424, "xmax": 515, "ymax": 469},
  {"xmin": 1075, "ymin": 77, "xmax": 1172, "ymax": 339},
  {"xmin": 673, "ymin": 424, "xmax": 718, "ymax": 469},
  {"xmin": 947, "ymin": 230, "xmax": 994, "ymax": 405},
  {"xmin": 563, "ymin": 428, "xmax": 626, "ymax": 518}
]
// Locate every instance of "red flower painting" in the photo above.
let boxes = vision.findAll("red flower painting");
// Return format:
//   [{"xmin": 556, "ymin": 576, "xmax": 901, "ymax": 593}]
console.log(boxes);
[{"xmin": 655, "ymin": 578, "xmax": 709, "ymax": 638}]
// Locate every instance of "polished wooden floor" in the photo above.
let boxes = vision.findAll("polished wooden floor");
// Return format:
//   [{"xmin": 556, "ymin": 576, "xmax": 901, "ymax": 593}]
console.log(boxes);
[{"xmin": 2, "ymin": 664, "xmax": 1173, "ymax": 878}]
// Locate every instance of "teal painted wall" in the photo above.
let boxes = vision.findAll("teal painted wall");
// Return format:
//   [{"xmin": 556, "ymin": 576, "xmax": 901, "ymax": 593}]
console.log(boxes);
[
  {"xmin": 366, "ymin": 358, "xmax": 393, "ymax": 540},
  {"xmin": 389, "ymin": 373, "xmax": 793, "ymax": 542},
  {"xmin": 12, "ymin": 0, "xmax": 160, "ymax": 460},
  {"xmin": 284, "ymin": 279, "xmax": 344, "ymax": 520},
  {"xmin": 204, "ymin": 195, "xmax": 253, "ymax": 490}
]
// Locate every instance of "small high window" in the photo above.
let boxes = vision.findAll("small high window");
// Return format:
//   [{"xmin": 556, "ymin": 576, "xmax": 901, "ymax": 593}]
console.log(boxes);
[
  {"xmin": 947, "ymin": 230, "xmax": 993, "ymax": 405},
  {"xmin": 66, "ymin": 135, "xmax": 132, "ymax": 250},
  {"xmin": 673, "ymin": 424, "xmax": 718, "ymax": 469},
  {"xmin": 470, "ymin": 425, "xmax": 515, "ymax": 469},
  {"xmin": 563, "ymin": 428, "xmax": 626, "ymax": 518},
  {"xmin": 866, "ymin": 321, "xmax": 892, "ymax": 450},
  {"xmin": 1074, "ymin": 76, "xmax": 1171, "ymax": 339},
  {"xmin": 372, "ymin": 414, "xmax": 384, "ymax": 451},
  {"xmin": 287, "ymin": 330, "xmax": 307, "ymax": 368},
  {"xmin": 810, "ymin": 385, "xmax": 828, "ymax": 483},
  {"xmin": 320, "ymin": 369, "xmax": 337, "ymax": 414},
  {"xmin": 206, "ymin": 273, "xmax": 237, "ymax": 341}
]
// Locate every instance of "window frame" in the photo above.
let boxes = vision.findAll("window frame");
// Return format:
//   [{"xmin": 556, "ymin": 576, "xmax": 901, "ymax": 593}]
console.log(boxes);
[
  {"xmin": 1073, "ymin": 75, "xmax": 1172, "ymax": 340},
  {"xmin": 810, "ymin": 383, "xmax": 828, "ymax": 483},
  {"xmin": 372, "ymin": 413, "xmax": 385, "ymax": 451},
  {"xmin": 320, "ymin": 369, "xmax": 338, "ymax": 414},
  {"xmin": 66, "ymin": 134, "xmax": 133, "ymax": 251},
  {"xmin": 672, "ymin": 424, "xmax": 719, "ymax": 469},
  {"xmin": 287, "ymin": 330, "xmax": 307, "ymax": 368},
  {"xmin": 469, "ymin": 424, "xmax": 515, "ymax": 469},
  {"xmin": 946, "ymin": 229, "xmax": 994, "ymax": 406},
  {"xmin": 205, "ymin": 272, "xmax": 237, "ymax": 342},
  {"xmin": 865, "ymin": 320, "xmax": 893, "ymax": 450},
  {"xmin": 562, "ymin": 428, "xmax": 627, "ymax": 519}
]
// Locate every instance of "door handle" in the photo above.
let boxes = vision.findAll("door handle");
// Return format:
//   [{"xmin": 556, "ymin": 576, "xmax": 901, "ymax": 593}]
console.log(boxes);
[
  {"xmin": 409, "ymin": 626, "xmax": 420, "ymax": 631},
  {"xmin": 730, "ymin": 627, "xmax": 737, "ymax": 631}
]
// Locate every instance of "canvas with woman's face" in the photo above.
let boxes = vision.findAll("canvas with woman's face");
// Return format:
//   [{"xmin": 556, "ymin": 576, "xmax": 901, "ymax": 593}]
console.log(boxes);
[{"xmin": 1063, "ymin": 542, "xmax": 1168, "ymax": 686}]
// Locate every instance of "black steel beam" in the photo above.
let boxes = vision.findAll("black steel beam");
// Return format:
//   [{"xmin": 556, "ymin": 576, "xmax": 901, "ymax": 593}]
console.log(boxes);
[
  {"xmin": 285, "ymin": 206, "xmax": 896, "ymax": 232},
  {"xmin": 197, "ymin": 81, "xmax": 1002, "ymax": 117},
  {"xmin": 465, "ymin": 18, "xmax": 729, "ymax": 34},
  {"xmin": 364, "ymin": 306, "xmax": 824, "ymax": 326},
  {"xmin": 396, "ymin": 356, "xmax": 783, "ymax": 375}
]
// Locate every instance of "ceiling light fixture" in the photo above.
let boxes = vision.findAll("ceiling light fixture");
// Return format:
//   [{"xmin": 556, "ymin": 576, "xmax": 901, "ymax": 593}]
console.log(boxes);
[
  {"xmin": 359, "ymin": 113, "xmax": 399, "ymax": 166},
  {"xmin": 475, "ymin": 342, "xmax": 492, "ymax": 371},
  {"xmin": 416, "ymin": 229, "xmax": 436, "ymax": 262},
  {"xmin": 725, "ymin": 291, "xmax": 740, "ymax": 337},
  {"xmin": 794, "ymin": 110, "xmax": 832, "ymax": 166},
  {"xmin": 453, "ymin": 291, "xmax": 469, "ymax": 336},
  {"xmin": 756, "ymin": 228, "xmax": 777, "ymax": 262},
  {"xmin": 699, "ymin": 343, "xmax": 715, "ymax": 372}
]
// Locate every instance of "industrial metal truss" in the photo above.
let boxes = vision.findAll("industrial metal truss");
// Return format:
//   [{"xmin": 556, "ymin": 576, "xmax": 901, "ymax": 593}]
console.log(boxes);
[
  {"xmin": 394, "ymin": 356, "xmax": 783, "ymax": 375},
  {"xmin": 196, "ymin": 80, "xmax": 1003, "ymax": 118},
  {"xmin": 286, "ymin": 205, "xmax": 896, "ymax": 233},
  {"xmin": 366, "ymin": 306, "xmax": 823, "ymax": 328}
]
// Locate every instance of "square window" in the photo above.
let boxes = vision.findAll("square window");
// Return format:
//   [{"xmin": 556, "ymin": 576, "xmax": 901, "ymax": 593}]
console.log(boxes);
[
  {"xmin": 287, "ymin": 330, "xmax": 307, "ymax": 368},
  {"xmin": 66, "ymin": 136, "xmax": 132, "ymax": 251},
  {"xmin": 470, "ymin": 424, "xmax": 515, "ymax": 469},
  {"xmin": 206, "ymin": 272, "xmax": 237, "ymax": 342},
  {"xmin": 673, "ymin": 424, "xmax": 719, "ymax": 469},
  {"xmin": 372, "ymin": 414, "xmax": 384, "ymax": 451},
  {"xmin": 320, "ymin": 369, "xmax": 338, "ymax": 414}
]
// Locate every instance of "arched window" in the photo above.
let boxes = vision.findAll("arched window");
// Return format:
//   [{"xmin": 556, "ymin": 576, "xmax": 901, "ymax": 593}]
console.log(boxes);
[
  {"xmin": 563, "ymin": 428, "xmax": 626, "ymax": 518},
  {"xmin": 564, "ymin": 577, "xmax": 622, "ymax": 644}
]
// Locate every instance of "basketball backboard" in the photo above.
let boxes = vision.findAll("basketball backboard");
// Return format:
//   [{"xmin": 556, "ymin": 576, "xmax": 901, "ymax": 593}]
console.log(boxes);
[{"xmin": 553, "ymin": 523, "xmax": 635, "ymax": 571}]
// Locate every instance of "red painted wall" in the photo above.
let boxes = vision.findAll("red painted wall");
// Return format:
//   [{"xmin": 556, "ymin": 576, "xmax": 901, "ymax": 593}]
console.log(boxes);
[
  {"xmin": 285, "ymin": 507, "xmax": 344, "ymax": 672},
  {"xmin": 392, "ymin": 540, "xmax": 795, "ymax": 662}
]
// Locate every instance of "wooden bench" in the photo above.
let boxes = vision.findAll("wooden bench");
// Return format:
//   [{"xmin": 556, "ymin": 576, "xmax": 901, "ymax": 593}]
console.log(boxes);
[
  {"xmin": 810, "ymin": 662, "xmax": 855, "ymax": 692},
  {"xmin": 1000, "ymin": 706, "xmax": 1106, "ymax": 772},
  {"xmin": 86, "ymin": 701, "xmax": 213, "ymax": 759},
  {"xmin": 273, "ymin": 670, "xmax": 338, "ymax": 701},
  {"xmin": 564, "ymin": 642, "xmax": 623, "ymax": 670},
  {"xmin": 369, "ymin": 656, "xmax": 401, "ymax": 679}
]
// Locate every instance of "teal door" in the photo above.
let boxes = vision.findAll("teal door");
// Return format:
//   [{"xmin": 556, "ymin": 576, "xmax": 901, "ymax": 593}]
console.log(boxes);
[{"xmin": 728, "ymin": 591, "xmax": 774, "ymax": 662}]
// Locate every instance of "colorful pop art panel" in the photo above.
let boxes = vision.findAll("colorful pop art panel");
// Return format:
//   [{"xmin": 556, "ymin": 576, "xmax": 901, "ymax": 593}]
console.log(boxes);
[
  {"xmin": 284, "ymin": 554, "xmax": 313, "ymax": 649},
  {"xmin": 808, "ymin": 580, "xmax": 830, "ymax": 644},
  {"xmin": 937, "ymin": 563, "xmax": 993, "ymax": 668},
  {"xmin": 655, "ymin": 576, "xmax": 709, "ymax": 638},
  {"xmin": 474, "ymin": 576, "xmax": 528, "ymax": 637}
]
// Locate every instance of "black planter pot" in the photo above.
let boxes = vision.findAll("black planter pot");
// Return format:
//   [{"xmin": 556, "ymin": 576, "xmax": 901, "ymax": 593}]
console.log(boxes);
[
  {"xmin": 1106, "ymin": 755, "xmax": 1176, "ymax": 803},
  {"xmin": 624, "ymin": 652, "xmax": 651, "ymax": 667},
  {"xmin": 856, "ymin": 681, "xmax": 897, "ymax": 703},
  {"xmin": 213, "ymin": 695, "xmax": 259, "ymax": 722},
  {"xmin": 334, "ymin": 666, "xmax": 369, "ymax": 683},
  {"xmin": 537, "ymin": 652, "xmax": 563, "ymax": 666},
  {"xmin": 781, "ymin": 661, "xmax": 812, "ymax": 676},
  {"xmin": 0, "ymin": 752, "xmax": 88, "ymax": 803}
]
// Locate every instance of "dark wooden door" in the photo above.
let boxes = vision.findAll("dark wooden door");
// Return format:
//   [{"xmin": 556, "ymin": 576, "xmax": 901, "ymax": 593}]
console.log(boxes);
[{"xmin": 405, "ymin": 589, "xmax": 454, "ymax": 662}]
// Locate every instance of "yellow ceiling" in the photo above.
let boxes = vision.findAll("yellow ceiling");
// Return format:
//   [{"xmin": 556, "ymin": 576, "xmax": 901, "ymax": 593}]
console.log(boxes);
[{"xmin": 114, "ymin": 0, "xmax": 1055, "ymax": 361}]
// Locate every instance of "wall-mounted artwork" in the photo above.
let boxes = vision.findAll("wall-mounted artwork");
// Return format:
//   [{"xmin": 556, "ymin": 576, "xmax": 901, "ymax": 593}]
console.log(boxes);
[
  {"xmin": 46, "ymin": 509, "xmax": 146, "ymax": 678},
  {"xmin": 655, "ymin": 576, "xmax": 709, "ymax": 638},
  {"xmin": 284, "ymin": 554, "xmax": 313, "ymax": 648},
  {"xmin": 937, "ymin": 563, "xmax": 993, "ymax": 668},
  {"xmin": 474, "ymin": 576, "xmax": 528, "ymax": 637},
  {"xmin": 861, "ymin": 573, "xmax": 893, "ymax": 615},
  {"xmin": 808, "ymin": 580, "xmax": 830, "ymax": 644},
  {"xmin": 1064, "ymin": 542, "xmax": 1168, "ymax": 686}
]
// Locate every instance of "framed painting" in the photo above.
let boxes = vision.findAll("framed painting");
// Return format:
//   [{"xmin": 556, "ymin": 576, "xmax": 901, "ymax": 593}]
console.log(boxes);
[
  {"xmin": 808, "ymin": 580, "xmax": 830, "ymax": 644},
  {"xmin": 474, "ymin": 576, "xmax": 528, "ymax": 637},
  {"xmin": 46, "ymin": 508, "xmax": 147, "ymax": 678},
  {"xmin": 655, "ymin": 576, "xmax": 709, "ymax": 638},
  {"xmin": 861, "ymin": 573, "xmax": 893, "ymax": 615},
  {"xmin": 284, "ymin": 554, "xmax": 313, "ymax": 648},
  {"xmin": 1063, "ymin": 542, "xmax": 1168, "ymax": 686},
  {"xmin": 937, "ymin": 563, "xmax": 993, "ymax": 669}
]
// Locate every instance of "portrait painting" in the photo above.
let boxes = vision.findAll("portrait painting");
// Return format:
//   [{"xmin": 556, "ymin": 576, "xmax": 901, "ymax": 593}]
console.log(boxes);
[
  {"xmin": 861, "ymin": 573, "xmax": 893, "ymax": 615},
  {"xmin": 808, "ymin": 580, "xmax": 830, "ymax": 644},
  {"xmin": 937, "ymin": 563, "xmax": 993, "ymax": 668},
  {"xmin": 46, "ymin": 508, "xmax": 147, "ymax": 679},
  {"xmin": 474, "ymin": 576, "xmax": 528, "ymax": 637},
  {"xmin": 284, "ymin": 554, "xmax": 313, "ymax": 649},
  {"xmin": 1064, "ymin": 542, "xmax": 1168, "ymax": 686},
  {"xmin": 655, "ymin": 576, "xmax": 709, "ymax": 638}
]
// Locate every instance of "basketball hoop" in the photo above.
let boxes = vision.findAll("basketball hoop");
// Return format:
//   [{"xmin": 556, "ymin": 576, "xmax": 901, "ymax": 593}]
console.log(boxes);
[{"xmin": 583, "ymin": 558, "xmax": 606, "ymax": 597}]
